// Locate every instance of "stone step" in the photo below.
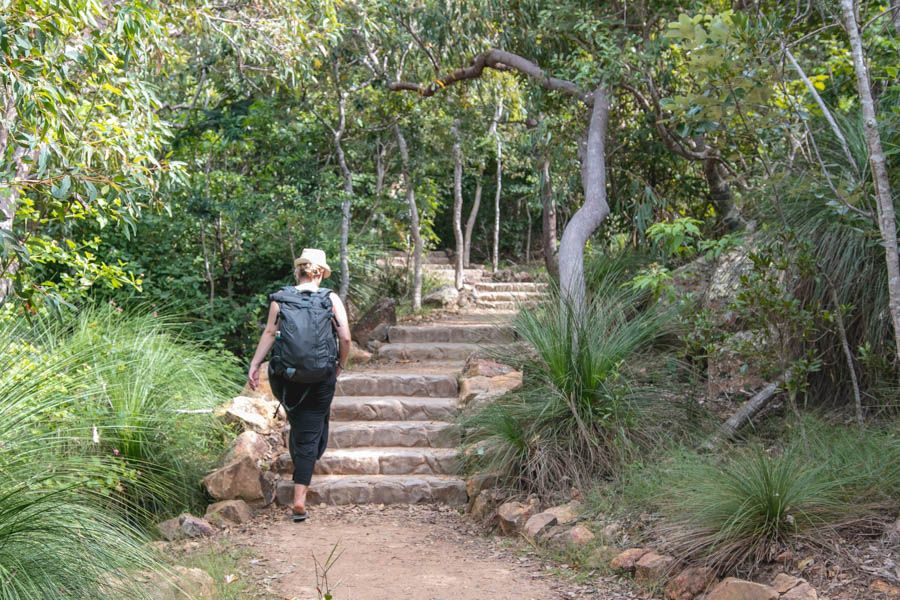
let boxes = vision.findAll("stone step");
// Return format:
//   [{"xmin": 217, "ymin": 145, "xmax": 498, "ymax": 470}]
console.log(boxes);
[
  {"xmin": 314, "ymin": 447, "xmax": 459, "ymax": 476},
  {"xmin": 329, "ymin": 420, "xmax": 459, "ymax": 448},
  {"xmin": 476, "ymin": 300, "xmax": 538, "ymax": 310},
  {"xmin": 474, "ymin": 291, "xmax": 544, "ymax": 303},
  {"xmin": 474, "ymin": 281, "xmax": 548, "ymax": 292},
  {"xmin": 331, "ymin": 396, "xmax": 458, "ymax": 421},
  {"xmin": 376, "ymin": 342, "xmax": 483, "ymax": 362},
  {"xmin": 336, "ymin": 373, "xmax": 458, "ymax": 397},
  {"xmin": 276, "ymin": 475, "xmax": 468, "ymax": 505},
  {"xmin": 387, "ymin": 324, "xmax": 515, "ymax": 344},
  {"xmin": 427, "ymin": 268, "xmax": 485, "ymax": 284}
]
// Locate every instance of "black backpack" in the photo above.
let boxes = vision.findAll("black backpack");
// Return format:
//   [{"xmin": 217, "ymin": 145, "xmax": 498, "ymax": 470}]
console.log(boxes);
[{"xmin": 267, "ymin": 287, "xmax": 338, "ymax": 384}]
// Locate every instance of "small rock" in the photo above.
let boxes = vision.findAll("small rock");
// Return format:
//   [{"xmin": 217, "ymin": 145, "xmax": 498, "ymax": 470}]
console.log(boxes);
[
  {"xmin": 523, "ymin": 512, "xmax": 558, "ymax": 540},
  {"xmin": 544, "ymin": 501, "xmax": 581, "ymax": 525},
  {"xmin": 463, "ymin": 358, "xmax": 515, "ymax": 378},
  {"xmin": 465, "ymin": 474, "xmax": 499, "ymax": 506},
  {"xmin": 871, "ymin": 579, "xmax": 900, "ymax": 598},
  {"xmin": 273, "ymin": 452, "xmax": 293, "ymax": 474},
  {"xmin": 349, "ymin": 341, "xmax": 372, "ymax": 365},
  {"xmin": 157, "ymin": 517, "xmax": 183, "ymax": 541},
  {"xmin": 775, "ymin": 549, "xmax": 794, "ymax": 564},
  {"xmin": 178, "ymin": 515, "xmax": 216, "ymax": 538},
  {"xmin": 567, "ymin": 524, "xmax": 595, "ymax": 546},
  {"xmin": 782, "ymin": 582, "xmax": 818, "ymax": 600},
  {"xmin": 219, "ymin": 396, "xmax": 276, "ymax": 434},
  {"xmin": 665, "ymin": 566, "xmax": 717, "ymax": 600},
  {"xmin": 772, "ymin": 573, "xmax": 804, "ymax": 594},
  {"xmin": 205, "ymin": 500, "xmax": 252, "ymax": 526},
  {"xmin": 611, "ymin": 548, "xmax": 652, "ymax": 572},
  {"xmin": 459, "ymin": 372, "xmax": 523, "ymax": 407},
  {"xmin": 707, "ymin": 578, "xmax": 778, "ymax": 600},
  {"xmin": 497, "ymin": 501, "xmax": 537, "ymax": 535},
  {"xmin": 423, "ymin": 286, "xmax": 460, "ymax": 308},
  {"xmin": 635, "ymin": 551, "xmax": 676, "ymax": 585},
  {"xmin": 601, "ymin": 522, "xmax": 622, "ymax": 540}
]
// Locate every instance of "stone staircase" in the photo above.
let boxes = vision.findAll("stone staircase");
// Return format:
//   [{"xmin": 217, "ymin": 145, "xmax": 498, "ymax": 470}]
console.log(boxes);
[{"xmin": 274, "ymin": 318, "xmax": 517, "ymax": 506}]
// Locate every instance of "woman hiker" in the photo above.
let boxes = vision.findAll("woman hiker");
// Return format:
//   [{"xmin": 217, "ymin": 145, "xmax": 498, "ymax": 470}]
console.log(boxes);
[{"xmin": 247, "ymin": 248, "xmax": 351, "ymax": 522}]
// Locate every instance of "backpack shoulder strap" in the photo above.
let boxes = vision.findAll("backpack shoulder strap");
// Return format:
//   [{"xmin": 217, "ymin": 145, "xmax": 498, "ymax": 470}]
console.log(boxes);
[{"xmin": 268, "ymin": 286, "xmax": 297, "ymax": 304}]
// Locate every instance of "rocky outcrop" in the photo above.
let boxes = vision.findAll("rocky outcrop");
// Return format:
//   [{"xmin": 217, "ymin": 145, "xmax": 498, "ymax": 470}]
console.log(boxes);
[
  {"xmin": 352, "ymin": 297, "xmax": 397, "ymax": 348},
  {"xmin": 219, "ymin": 396, "xmax": 278, "ymax": 434},
  {"xmin": 202, "ymin": 455, "xmax": 273, "ymax": 505},
  {"xmin": 224, "ymin": 430, "xmax": 270, "ymax": 464},
  {"xmin": 205, "ymin": 499, "xmax": 253, "ymax": 526}
]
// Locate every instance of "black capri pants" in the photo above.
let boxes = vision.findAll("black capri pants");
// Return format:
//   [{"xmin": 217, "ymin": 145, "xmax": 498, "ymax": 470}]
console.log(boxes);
[{"xmin": 275, "ymin": 374, "xmax": 337, "ymax": 486}]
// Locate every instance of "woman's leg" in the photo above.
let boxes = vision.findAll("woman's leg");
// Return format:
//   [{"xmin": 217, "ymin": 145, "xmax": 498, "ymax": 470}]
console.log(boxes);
[{"xmin": 285, "ymin": 375, "xmax": 336, "ymax": 514}]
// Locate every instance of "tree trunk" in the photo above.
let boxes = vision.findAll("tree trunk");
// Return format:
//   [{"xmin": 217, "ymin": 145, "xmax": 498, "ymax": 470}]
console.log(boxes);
[
  {"xmin": 706, "ymin": 376, "xmax": 785, "ymax": 447},
  {"xmin": 841, "ymin": 0, "xmax": 900, "ymax": 361},
  {"xmin": 451, "ymin": 120, "xmax": 465, "ymax": 290},
  {"xmin": 558, "ymin": 87, "xmax": 611, "ymax": 307},
  {"xmin": 334, "ymin": 94, "xmax": 353, "ymax": 301},
  {"xmin": 525, "ymin": 199, "xmax": 532, "ymax": 262},
  {"xmin": 394, "ymin": 124, "xmax": 423, "ymax": 311},
  {"xmin": 540, "ymin": 154, "xmax": 560, "ymax": 279},
  {"xmin": 464, "ymin": 103, "xmax": 502, "ymax": 268},
  {"xmin": 702, "ymin": 156, "xmax": 743, "ymax": 231},
  {"xmin": 893, "ymin": 0, "xmax": 900, "ymax": 36},
  {"xmin": 492, "ymin": 100, "xmax": 504, "ymax": 272}
]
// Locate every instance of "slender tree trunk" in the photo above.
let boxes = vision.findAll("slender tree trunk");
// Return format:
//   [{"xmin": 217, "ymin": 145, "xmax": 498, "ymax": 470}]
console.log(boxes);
[
  {"xmin": 558, "ymin": 87, "xmax": 611, "ymax": 307},
  {"xmin": 200, "ymin": 226, "xmax": 215, "ymax": 304},
  {"xmin": 375, "ymin": 137, "xmax": 387, "ymax": 195},
  {"xmin": 451, "ymin": 120, "xmax": 465, "ymax": 290},
  {"xmin": 334, "ymin": 94, "xmax": 353, "ymax": 301},
  {"xmin": 841, "ymin": 0, "xmax": 900, "ymax": 361},
  {"xmin": 892, "ymin": 0, "xmax": 900, "ymax": 36},
  {"xmin": 525, "ymin": 199, "xmax": 532, "ymax": 262},
  {"xmin": 492, "ymin": 100, "xmax": 504, "ymax": 272},
  {"xmin": 394, "ymin": 124, "xmax": 423, "ymax": 310},
  {"xmin": 464, "ymin": 103, "xmax": 502, "ymax": 268},
  {"xmin": 0, "ymin": 88, "xmax": 31, "ymax": 301},
  {"xmin": 540, "ymin": 154, "xmax": 560, "ymax": 279}
]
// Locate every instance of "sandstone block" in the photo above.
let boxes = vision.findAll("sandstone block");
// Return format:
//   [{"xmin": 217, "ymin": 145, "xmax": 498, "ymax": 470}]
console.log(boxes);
[
  {"xmin": 497, "ymin": 501, "xmax": 537, "ymax": 535},
  {"xmin": 870, "ymin": 579, "xmax": 900, "ymax": 597},
  {"xmin": 220, "ymin": 396, "xmax": 276, "ymax": 434},
  {"xmin": 202, "ymin": 455, "xmax": 266, "ymax": 503},
  {"xmin": 523, "ymin": 512, "xmax": 558, "ymax": 540},
  {"xmin": 423, "ymin": 286, "xmax": 459, "ymax": 308},
  {"xmin": 567, "ymin": 524, "xmax": 596, "ymax": 546},
  {"xmin": 157, "ymin": 514, "xmax": 215, "ymax": 540},
  {"xmin": 274, "ymin": 452, "xmax": 293, "ymax": 474},
  {"xmin": 634, "ymin": 551, "xmax": 676, "ymax": 585},
  {"xmin": 611, "ymin": 548, "xmax": 652, "ymax": 571},
  {"xmin": 459, "ymin": 372, "xmax": 523, "ymax": 406},
  {"xmin": 463, "ymin": 358, "xmax": 515, "ymax": 378},
  {"xmin": 707, "ymin": 578, "xmax": 778, "ymax": 600},
  {"xmin": 224, "ymin": 430, "xmax": 269, "ymax": 464},
  {"xmin": 772, "ymin": 574, "xmax": 804, "ymax": 594},
  {"xmin": 349, "ymin": 341, "xmax": 373, "ymax": 365},
  {"xmin": 352, "ymin": 298, "xmax": 396, "ymax": 347},
  {"xmin": 205, "ymin": 499, "xmax": 252, "ymax": 526},
  {"xmin": 665, "ymin": 566, "xmax": 717, "ymax": 600},
  {"xmin": 544, "ymin": 501, "xmax": 581, "ymax": 525},
  {"xmin": 782, "ymin": 582, "xmax": 818, "ymax": 600}
]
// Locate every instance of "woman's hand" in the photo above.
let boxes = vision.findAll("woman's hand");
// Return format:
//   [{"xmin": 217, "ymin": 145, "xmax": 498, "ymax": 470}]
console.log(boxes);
[{"xmin": 247, "ymin": 363, "xmax": 260, "ymax": 390}]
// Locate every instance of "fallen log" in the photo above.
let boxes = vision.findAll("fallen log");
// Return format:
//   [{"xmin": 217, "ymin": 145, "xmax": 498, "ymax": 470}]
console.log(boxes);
[{"xmin": 704, "ymin": 374, "xmax": 786, "ymax": 449}]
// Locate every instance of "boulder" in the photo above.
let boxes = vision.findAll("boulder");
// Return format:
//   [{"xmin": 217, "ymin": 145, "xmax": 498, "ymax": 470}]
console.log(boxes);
[
  {"xmin": 205, "ymin": 499, "xmax": 252, "ymax": 526},
  {"xmin": 497, "ymin": 500, "xmax": 538, "ymax": 535},
  {"xmin": 156, "ymin": 514, "xmax": 215, "ymax": 541},
  {"xmin": 634, "ymin": 551, "xmax": 676, "ymax": 585},
  {"xmin": 470, "ymin": 488, "xmax": 504, "ymax": 523},
  {"xmin": 465, "ymin": 474, "xmax": 498, "ymax": 510},
  {"xmin": 202, "ymin": 455, "xmax": 267, "ymax": 503},
  {"xmin": 459, "ymin": 372, "xmax": 523, "ymax": 408},
  {"xmin": 544, "ymin": 501, "xmax": 581, "ymax": 525},
  {"xmin": 423, "ymin": 286, "xmax": 459, "ymax": 308},
  {"xmin": 782, "ymin": 582, "xmax": 818, "ymax": 600},
  {"xmin": 274, "ymin": 452, "xmax": 293, "ymax": 475},
  {"xmin": 523, "ymin": 512, "xmax": 558, "ymax": 540},
  {"xmin": 220, "ymin": 396, "xmax": 276, "ymax": 434},
  {"xmin": 611, "ymin": 548, "xmax": 652, "ymax": 572},
  {"xmin": 349, "ymin": 341, "xmax": 372, "ymax": 365},
  {"xmin": 139, "ymin": 566, "xmax": 216, "ymax": 600},
  {"xmin": 463, "ymin": 358, "xmax": 515, "ymax": 379},
  {"xmin": 224, "ymin": 431, "xmax": 270, "ymax": 464},
  {"xmin": 665, "ymin": 566, "xmax": 717, "ymax": 600},
  {"xmin": 567, "ymin": 523, "xmax": 596, "ymax": 546},
  {"xmin": 772, "ymin": 574, "xmax": 804, "ymax": 594},
  {"xmin": 352, "ymin": 298, "xmax": 396, "ymax": 347},
  {"xmin": 707, "ymin": 578, "xmax": 778, "ymax": 600}
]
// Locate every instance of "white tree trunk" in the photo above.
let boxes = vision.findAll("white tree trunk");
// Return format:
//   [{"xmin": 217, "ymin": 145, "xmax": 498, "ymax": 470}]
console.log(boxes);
[
  {"xmin": 463, "ymin": 173, "xmax": 483, "ymax": 268},
  {"xmin": 492, "ymin": 100, "xmax": 504, "ymax": 272},
  {"xmin": 558, "ymin": 87, "xmax": 611, "ymax": 307},
  {"xmin": 841, "ymin": 0, "xmax": 900, "ymax": 361},
  {"xmin": 334, "ymin": 94, "xmax": 353, "ymax": 301},
  {"xmin": 394, "ymin": 124, "xmax": 423, "ymax": 311},
  {"xmin": 451, "ymin": 120, "xmax": 465, "ymax": 290}
]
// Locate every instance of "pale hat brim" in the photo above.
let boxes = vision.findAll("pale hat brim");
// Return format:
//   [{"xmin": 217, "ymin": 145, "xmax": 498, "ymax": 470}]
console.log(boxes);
[{"xmin": 294, "ymin": 255, "xmax": 332, "ymax": 279}]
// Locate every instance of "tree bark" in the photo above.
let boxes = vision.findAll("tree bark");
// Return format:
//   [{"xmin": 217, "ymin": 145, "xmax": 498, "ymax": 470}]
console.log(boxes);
[
  {"xmin": 464, "ymin": 103, "xmax": 501, "ymax": 268},
  {"xmin": 707, "ymin": 376, "xmax": 785, "ymax": 447},
  {"xmin": 540, "ymin": 154, "xmax": 560, "ymax": 279},
  {"xmin": 394, "ymin": 124, "xmax": 423, "ymax": 311},
  {"xmin": 451, "ymin": 120, "xmax": 465, "ymax": 290},
  {"xmin": 334, "ymin": 93, "xmax": 353, "ymax": 301},
  {"xmin": 841, "ymin": 0, "xmax": 900, "ymax": 362},
  {"xmin": 892, "ymin": 0, "xmax": 900, "ymax": 36},
  {"xmin": 492, "ymin": 100, "xmax": 504, "ymax": 272},
  {"xmin": 558, "ymin": 87, "xmax": 611, "ymax": 306}
]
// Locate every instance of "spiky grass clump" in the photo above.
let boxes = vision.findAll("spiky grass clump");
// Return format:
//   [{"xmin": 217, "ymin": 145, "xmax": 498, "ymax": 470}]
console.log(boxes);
[
  {"xmin": 661, "ymin": 420, "xmax": 899, "ymax": 574},
  {"xmin": 461, "ymin": 277, "xmax": 672, "ymax": 496},
  {"xmin": 0, "ymin": 321, "xmax": 162, "ymax": 599}
]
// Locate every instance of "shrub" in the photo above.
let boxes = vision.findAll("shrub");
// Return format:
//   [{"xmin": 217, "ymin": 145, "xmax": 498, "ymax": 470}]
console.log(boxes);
[{"xmin": 461, "ymin": 276, "xmax": 672, "ymax": 496}]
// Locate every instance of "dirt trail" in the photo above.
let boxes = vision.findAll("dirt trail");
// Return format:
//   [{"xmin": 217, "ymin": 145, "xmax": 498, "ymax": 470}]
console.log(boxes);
[{"xmin": 222, "ymin": 505, "xmax": 632, "ymax": 600}]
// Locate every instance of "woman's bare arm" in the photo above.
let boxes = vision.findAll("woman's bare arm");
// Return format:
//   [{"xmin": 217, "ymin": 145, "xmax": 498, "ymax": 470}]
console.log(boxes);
[
  {"xmin": 248, "ymin": 301, "xmax": 279, "ymax": 389},
  {"xmin": 330, "ymin": 293, "xmax": 352, "ymax": 374}
]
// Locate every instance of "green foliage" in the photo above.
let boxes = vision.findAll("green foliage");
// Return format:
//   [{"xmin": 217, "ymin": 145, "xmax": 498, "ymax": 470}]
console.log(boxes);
[
  {"xmin": 646, "ymin": 217, "xmax": 703, "ymax": 258},
  {"xmin": 627, "ymin": 263, "xmax": 674, "ymax": 301},
  {"xmin": 461, "ymin": 275, "xmax": 672, "ymax": 496}
]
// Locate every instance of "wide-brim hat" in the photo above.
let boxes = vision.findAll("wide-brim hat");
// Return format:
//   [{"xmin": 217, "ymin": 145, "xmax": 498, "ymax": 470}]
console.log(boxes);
[{"xmin": 294, "ymin": 248, "xmax": 332, "ymax": 278}]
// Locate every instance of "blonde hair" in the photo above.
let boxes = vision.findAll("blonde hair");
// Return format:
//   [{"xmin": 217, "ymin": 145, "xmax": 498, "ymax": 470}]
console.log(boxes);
[{"xmin": 294, "ymin": 262, "xmax": 324, "ymax": 283}]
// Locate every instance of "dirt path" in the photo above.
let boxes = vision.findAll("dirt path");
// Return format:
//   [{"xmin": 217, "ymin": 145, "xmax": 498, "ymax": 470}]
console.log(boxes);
[{"xmin": 220, "ymin": 505, "xmax": 635, "ymax": 600}]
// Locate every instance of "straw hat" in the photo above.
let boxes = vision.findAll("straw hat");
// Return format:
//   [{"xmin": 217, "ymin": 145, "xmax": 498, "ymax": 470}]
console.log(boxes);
[{"xmin": 294, "ymin": 248, "xmax": 332, "ymax": 278}]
